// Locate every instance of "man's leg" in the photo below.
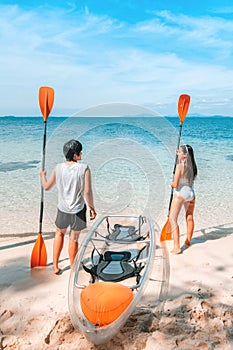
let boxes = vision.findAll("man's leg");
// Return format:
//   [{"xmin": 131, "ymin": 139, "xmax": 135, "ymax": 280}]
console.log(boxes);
[
  {"xmin": 53, "ymin": 228, "xmax": 66, "ymax": 274},
  {"xmin": 69, "ymin": 230, "xmax": 80, "ymax": 266}
]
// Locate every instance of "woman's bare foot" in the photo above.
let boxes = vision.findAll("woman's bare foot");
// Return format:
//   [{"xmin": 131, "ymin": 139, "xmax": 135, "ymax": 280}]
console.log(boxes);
[
  {"xmin": 53, "ymin": 267, "xmax": 61, "ymax": 275},
  {"xmin": 171, "ymin": 248, "xmax": 182, "ymax": 254},
  {"xmin": 184, "ymin": 239, "xmax": 191, "ymax": 247}
]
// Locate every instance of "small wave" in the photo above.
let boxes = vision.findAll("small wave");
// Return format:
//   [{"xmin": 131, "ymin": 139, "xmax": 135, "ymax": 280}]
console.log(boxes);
[
  {"xmin": 0, "ymin": 160, "xmax": 40, "ymax": 172},
  {"xmin": 0, "ymin": 232, "xmax": 54, "ymax": 238},
  {"xmin": 226, "ymin": 154, "xmax": 233, "ymax": 161}
]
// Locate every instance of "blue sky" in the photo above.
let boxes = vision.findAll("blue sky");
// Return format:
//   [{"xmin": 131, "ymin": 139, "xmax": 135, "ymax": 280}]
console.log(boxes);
[{"xmin": 1, "ymin": 1, "xmax": 233, "ymax": 116}]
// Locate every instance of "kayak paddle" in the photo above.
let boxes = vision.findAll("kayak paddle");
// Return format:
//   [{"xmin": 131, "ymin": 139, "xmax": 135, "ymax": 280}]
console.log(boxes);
[
  {"xmin": 160, "ymin": 94, "xmax": 190, "ymax": 242},
  {"xmin": 30, "ymin": 86, "xmax": 55, "ymax": 268}
]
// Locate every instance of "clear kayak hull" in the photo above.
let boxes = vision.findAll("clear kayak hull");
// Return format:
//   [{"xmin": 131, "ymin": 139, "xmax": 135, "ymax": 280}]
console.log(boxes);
[{"xmin": 68, "ymin": 213, "xmax": 169, "ymax": 345}]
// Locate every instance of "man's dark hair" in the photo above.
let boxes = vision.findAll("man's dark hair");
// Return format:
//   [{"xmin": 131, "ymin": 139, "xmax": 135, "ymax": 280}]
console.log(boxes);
[{"xmin": 63, "ymin": 139, "xmax": 82, "ymax": 161}]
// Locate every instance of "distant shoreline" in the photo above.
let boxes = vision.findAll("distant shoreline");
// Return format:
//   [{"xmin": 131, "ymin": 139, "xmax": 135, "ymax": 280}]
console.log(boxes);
[{"xmin": 0, "ymin": 115, "xmax": 232, "ymax": 118}]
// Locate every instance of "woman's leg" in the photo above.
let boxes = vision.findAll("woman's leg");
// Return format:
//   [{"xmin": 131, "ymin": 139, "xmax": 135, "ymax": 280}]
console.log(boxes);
[
  {"xmin": 169, "ymin": 195, "xmax": 184, "ymax": 254},
  {"xmin": 53, "ymin": 228, "xmax": 66, "ymax": 274},
  {"xmin": 69, "ymin": 230, "xmax": 80, "ymax": 266},
  {"xmin": 184, "ymin": 199, "xmax": 195, "ymax": 246}
]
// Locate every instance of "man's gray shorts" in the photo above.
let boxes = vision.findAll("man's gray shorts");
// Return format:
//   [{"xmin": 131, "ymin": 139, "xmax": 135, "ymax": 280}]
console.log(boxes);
[{"xmin": 55, "ymin": 205, "xmax": 87, "ymax": 231}]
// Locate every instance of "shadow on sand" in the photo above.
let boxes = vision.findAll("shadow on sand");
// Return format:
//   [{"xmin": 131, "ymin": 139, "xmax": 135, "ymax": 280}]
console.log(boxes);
[{"xmin": 180, "ymin": 222, "xmax": 233, "ymax": 252}]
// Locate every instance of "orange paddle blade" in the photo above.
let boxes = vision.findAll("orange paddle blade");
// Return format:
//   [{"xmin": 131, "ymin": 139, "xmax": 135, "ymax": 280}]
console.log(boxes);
[
  {"xmin": 30, "ymin": 233, "xmax": 47, "ymax": 268},
  {"xmin": 160, "ymin": 219, "xmax": 173, "ymax": 242},
  {"xmin": 178, "ymin": 94, "xmax": 190, "ymax": 124},
  {"xmin": 39, "ymin": 86, "xmax": 54, "ymax": 121}
]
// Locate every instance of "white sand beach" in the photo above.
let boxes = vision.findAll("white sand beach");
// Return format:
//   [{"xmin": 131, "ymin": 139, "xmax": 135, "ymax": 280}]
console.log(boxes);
[
  {"xmin": 1, "ymin": 0, "xmax": 233, "ymax": 346},
  {"xmin": 0, "ymin": 223, "xmax": 232, "ymax": 350}
]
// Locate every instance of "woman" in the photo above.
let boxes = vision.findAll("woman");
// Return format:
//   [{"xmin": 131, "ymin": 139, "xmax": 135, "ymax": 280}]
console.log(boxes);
[{"xmin": 169, "ymin": 144, "xmax": 197, "ymax": 254}]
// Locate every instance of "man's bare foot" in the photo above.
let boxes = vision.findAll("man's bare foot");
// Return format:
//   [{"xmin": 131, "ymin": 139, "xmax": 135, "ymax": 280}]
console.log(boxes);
[
  {"xmin": 184, "ymin": 239, "xmax": 191, "ymax": 247},
  {"xmin": 53, "ymin": 267, "xmax": 61, "ymax": 275},
  {"xmin": 171, "ymin": 248, "xmax": 182, "ymax": 254}
]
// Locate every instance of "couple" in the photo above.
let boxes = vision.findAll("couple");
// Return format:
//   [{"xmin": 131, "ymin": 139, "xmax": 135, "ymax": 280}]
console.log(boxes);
[{"xmin": 40, "ymin": 139, "xmax": 197, "ymax": 274}]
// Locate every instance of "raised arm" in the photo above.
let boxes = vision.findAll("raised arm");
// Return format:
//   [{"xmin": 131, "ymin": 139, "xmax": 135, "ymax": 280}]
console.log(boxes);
[
  {"xmin": 40, "ymin": 169, "xmax": 56, "ymax": 190},
  {"xmin": 170, "ymin": 164, "xmax": 181, "ymax": 188},
  {"xmin": 84, "ymin": 167, "xmax": 96, "ymax": 220}
]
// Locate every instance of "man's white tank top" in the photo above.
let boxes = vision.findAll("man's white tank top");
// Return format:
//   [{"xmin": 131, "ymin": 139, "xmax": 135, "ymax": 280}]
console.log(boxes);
[{"xmin": 55, "ymin": 162, "xmax": 88, "ymax": 214}]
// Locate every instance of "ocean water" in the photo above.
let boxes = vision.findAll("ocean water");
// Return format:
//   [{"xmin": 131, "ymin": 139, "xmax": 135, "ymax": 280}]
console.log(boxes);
[{"xmin": 0, "ymin": 112, "xmax": 233, "ymax": 236}]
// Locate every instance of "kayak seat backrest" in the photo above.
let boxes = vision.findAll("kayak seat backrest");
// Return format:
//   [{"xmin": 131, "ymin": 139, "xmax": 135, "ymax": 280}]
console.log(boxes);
[
  {"xmin": 107, "ymin": 224, "xmax": 144, "ymax": 241},
  {"xmin": 82, "ymin": 249, "xmax": 145, "ymax": 284}
]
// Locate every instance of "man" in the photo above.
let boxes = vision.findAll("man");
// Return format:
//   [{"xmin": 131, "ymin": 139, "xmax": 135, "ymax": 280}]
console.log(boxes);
[{"xmin": 40, "ymin": 139, "xmax": 96, "ymax": 274}]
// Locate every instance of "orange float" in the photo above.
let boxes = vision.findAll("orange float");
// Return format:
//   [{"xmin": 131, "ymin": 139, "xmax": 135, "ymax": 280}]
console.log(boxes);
[{"xmin": 80, "ymin": 282, "xmax": 133, "ymax": 326}]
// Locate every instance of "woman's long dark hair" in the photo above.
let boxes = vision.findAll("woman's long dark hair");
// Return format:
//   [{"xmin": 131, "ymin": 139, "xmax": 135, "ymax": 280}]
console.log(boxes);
[{"xmin": 180, "ymin": 144, "xmax": 197, "ymax": 183}]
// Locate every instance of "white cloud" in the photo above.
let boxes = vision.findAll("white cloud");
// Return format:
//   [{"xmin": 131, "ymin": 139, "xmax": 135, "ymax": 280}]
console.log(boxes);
[
  {"xmin": 0, "ymin": 5, "xmax": 233, "ymax": 116},
  {"xmin": 135, "ymin": 11, "xmax": 233, "ymax": 61},
  {"xmin": 213, "ymin": 6, "xmax": 233, "ymax": 15}
]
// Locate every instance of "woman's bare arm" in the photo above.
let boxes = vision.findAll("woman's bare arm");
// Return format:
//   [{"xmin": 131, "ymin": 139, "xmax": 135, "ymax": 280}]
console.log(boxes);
[{"xmin": 170, "ymin": 165, "xmax": 181, "ymax": 188}]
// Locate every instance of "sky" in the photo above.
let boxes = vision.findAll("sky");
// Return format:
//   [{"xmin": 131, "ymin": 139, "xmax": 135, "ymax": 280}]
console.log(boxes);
[{"xmin": 1, "ymin": 0, "xmax": 233, "ymax": 116}]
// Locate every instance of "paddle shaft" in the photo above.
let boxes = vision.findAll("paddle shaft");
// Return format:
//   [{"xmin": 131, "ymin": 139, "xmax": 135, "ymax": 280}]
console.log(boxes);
[
  {"xmin": 167, "ymin": 122, "xmax": 183, "ymax": 214},
  {"xmin": 31, "ymin": 86, "xmax": 54, "ymax": 268},
  {"xmin": 39, "ymin": 120, "xmax": 47, "ymax": 232},
  {"xmin": 39, "ymin": 89, "xmax": 50, "ymax": 232}
]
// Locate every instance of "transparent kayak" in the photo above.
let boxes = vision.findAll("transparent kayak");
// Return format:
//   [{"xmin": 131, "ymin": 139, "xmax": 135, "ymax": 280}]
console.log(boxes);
[{"xmin": 68, "ymin": 213, "xmax": 169, "ymax": 345}]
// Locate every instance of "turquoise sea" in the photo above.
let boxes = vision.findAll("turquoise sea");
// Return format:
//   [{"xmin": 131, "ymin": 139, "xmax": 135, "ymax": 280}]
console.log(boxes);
[{"xmin": 0, "ymin": 111, "xmax": 233, "ymax": 236}]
